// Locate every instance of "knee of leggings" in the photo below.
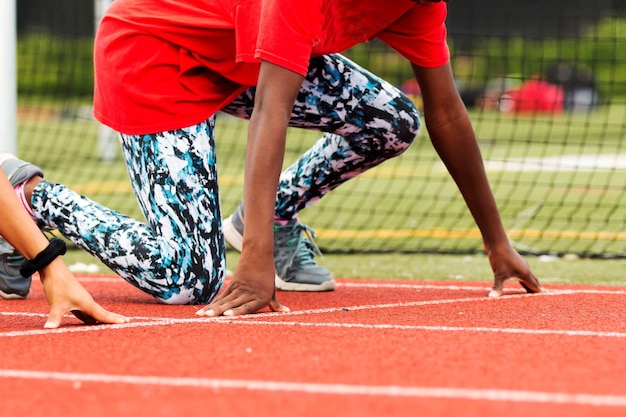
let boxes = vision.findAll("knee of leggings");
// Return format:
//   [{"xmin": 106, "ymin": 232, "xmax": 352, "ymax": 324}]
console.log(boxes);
[
  {"xmin": 159, "ymin": 294, "xmax": 192, "ymax": 305},
  {"xmin": 384, "ymin": 112, "xmax": 421, "ymax": 159},
  {"xmin": 399, "ymin": 96, "xmax": 422, "ymax": 145},
  {"xmin": 157, "ymin": 287, "xmax": 216, "ymax": 306},
  {"xmin": 152, "ymin": 272, "xmax": 224, "ymax": 305}
]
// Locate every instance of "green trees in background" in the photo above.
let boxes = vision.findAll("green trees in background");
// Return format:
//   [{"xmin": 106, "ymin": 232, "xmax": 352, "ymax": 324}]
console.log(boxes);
[
  {"xmin": 453, "ymin": 17, "xmax": 626, "ymax": 100},
  {"xmin": 17, "ymin": 17, "xmax": 626, "ymax": 100},
  {"xmin": 17, "ymin": 33, "xmax": 94, "ymax": 98}
]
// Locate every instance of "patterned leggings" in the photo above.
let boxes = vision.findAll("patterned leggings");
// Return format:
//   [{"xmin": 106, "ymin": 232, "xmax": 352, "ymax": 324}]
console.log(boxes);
[{"xmin": 31, "ymin": 54, "xmax": 421, "ymax": 304}]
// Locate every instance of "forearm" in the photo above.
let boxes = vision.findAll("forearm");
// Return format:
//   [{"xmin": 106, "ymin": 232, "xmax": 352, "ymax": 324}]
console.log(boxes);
[
  {"xmin": 414, "ymin": 63, "xmax": 510, "ymax": 249},
  {"xmin": 427, "ymin": 114, "xmax": 509, "ymax": 249},
  {"xmin": 241, "ymin": 112, "xmax": 287, "ymax": 262},
  {"xmin": 0, "ymin": 172, "xmax": 49, "ymax": 259},
  {"xmin": 239, "ymin": 61, "xmax": 303, "ymax": 270}
]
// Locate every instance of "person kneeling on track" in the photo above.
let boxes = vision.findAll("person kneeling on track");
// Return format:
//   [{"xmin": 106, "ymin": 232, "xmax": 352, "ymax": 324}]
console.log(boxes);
[{"xmin": 0, "ymin": 167, "xmax": 129, "ymax": 328}]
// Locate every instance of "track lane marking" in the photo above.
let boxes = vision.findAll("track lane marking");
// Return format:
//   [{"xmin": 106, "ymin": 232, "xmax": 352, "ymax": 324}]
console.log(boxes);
[
  {"xmin": 69, "ymin": 275, "xmax": 626, "ymax": 295},
  {"xmin": 193, "ymin": 320, "xmax": 626, "ymax": 338},
  {"xmin": 4, "ymin": 314, "xmax": 624, "ymax": 338},
  {"xmin": 0, "ymin": 369, "xmax": 625, "ymax": 407},
  {"xmin": 2, "ymin": 289, "xmax": 625, "ymax": 339},
  {"xmin": 0, "ymin": 293, "xmax": 548, "ymax": 337}
]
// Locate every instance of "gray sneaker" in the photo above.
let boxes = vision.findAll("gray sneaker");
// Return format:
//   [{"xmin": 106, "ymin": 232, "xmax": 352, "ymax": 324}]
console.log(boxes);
[
  {"xmin": 0, "ymin": 153, "xmax": 44, "ymax": 300},
  {"xmin": 223, "ymin": 203, "xmax": 336, "ymax": 292}
]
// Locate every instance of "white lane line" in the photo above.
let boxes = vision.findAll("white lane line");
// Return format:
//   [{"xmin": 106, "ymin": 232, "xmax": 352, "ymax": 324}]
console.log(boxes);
[
  {"xmin": 70, "ymin": 276, "xmax": 626, "ymax": 295},
  {"xmin": 0, "ymin": 293, "xmax": 546, "ymax": 337},
  {"xmin": 340, "ymin": 282, "xmax": 626, "ymax": 295},
  {"xmin": 1, "ymin": 289, "xmax": 623, "ymax": 338},
  {"xmin": 0, "ymin": 369, "xmax": 624, "ymax": 407},
  {"xmin": 223, "ymin": 320, "xmax": 626, "ymax": 338},
  {"xmin": 2, "ymin": 302, "xmax": 626, "ymax": 339},
  {"xmin": 0, "ymin": 312, "xmax": 47, "ymax": 317}
]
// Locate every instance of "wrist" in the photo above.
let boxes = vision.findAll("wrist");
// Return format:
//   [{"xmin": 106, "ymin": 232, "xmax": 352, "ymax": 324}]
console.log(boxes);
[{"xmin": 20, "ymin": 238, "xmax": 67, "ymax": 277}]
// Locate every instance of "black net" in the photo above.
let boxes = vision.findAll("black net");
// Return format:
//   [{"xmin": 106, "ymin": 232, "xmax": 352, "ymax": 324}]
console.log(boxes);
[{"xmin": 16, "ymin": 0, "xmax": 626, "ymax": 258}]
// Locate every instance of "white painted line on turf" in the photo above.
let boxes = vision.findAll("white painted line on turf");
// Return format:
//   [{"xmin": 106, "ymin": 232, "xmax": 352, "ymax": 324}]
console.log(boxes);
[{"xmin": 0, "ymin": 369, "xmax": 624, "ymax": 407}]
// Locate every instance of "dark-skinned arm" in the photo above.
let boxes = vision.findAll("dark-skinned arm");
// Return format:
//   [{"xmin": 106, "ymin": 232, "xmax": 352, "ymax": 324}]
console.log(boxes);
[
  {"xmin": 197, "ymin": 62, "xmax": 303, "ymax": 316},
  {"xmin": 413, "ymin": 63, "xmax": 542, "ymax": 296}
]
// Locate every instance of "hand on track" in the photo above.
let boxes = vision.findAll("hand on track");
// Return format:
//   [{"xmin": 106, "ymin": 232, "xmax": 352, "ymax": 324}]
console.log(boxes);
[
  {"xmin": 197, "ymin": 263, "xmax": 289, "ymax": 317},
  {"xmin": 40, "ymin": 259, "xmax": 130, "ymax": 329},
  {"xmin": 487, "ymin": 245, "xmax": 543, "ymax": 297}
]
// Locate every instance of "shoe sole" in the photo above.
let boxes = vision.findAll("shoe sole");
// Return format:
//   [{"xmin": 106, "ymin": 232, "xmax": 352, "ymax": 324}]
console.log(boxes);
[
  {"xmin": 223, "ymin": 214, "xmax": 244, "ymax": 252},
  {"xmin": 275, "ymin": 276, "xmax": 336, "ymax": 292},
  {"xmin": 0, "ymin": 288, "xmax": 27, "ymax": 300},
  {"xmin": 223, "ymin": 215, "xmax": 337, "ymax": 292}
]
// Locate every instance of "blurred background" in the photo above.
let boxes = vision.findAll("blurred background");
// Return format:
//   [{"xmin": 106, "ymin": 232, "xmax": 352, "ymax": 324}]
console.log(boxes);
[{"xmin": 13, "ymin": 0, "xmax": 626, "ymax": 264}]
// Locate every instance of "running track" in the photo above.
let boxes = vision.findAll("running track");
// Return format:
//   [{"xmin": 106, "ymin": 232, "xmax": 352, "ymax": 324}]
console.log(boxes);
[{"xmin": 1, "ymin": 275, "xmax": 625, "ymax": 417}]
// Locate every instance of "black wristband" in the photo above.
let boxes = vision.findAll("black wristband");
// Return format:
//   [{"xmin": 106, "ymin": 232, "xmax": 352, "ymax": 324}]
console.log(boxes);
[{"xmin": 20, "ymin": 238, "xmax": 67, "ymax": 277}]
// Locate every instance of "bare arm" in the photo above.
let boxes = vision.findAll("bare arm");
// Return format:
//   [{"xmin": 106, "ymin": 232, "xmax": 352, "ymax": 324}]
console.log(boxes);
[
  {"xmin": 413, "ymin": 63, "xmax": 508, "ymax": 247},
  {"xmin": 413, "ymin": 63, "xmax": 542, "ymax": 295},
  {"xmin": 241, "ymin": 61, "xmax": 304, "ymax": 283},
  {"xmin": 198, "ymin": 62, "xmax": 303, "ymax": 316},
  {"xmin": 0, "ymin": 172, "xmax": 129, "ymax": 328}
]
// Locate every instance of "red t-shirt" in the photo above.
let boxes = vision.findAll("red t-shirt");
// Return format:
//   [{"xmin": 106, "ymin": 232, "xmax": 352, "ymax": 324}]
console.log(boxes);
[{"xmin": 94, "ymin": 0, "xmax": 449, "ymax": 134}]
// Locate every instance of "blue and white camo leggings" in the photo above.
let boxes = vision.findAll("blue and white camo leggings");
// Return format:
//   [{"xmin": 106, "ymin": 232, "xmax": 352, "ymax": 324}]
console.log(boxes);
[{"xmin": 30, "ymin": 54, "xmax": 421, "ymax": 304}]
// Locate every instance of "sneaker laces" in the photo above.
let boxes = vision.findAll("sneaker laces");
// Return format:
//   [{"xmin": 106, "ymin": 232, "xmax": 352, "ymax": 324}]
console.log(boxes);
[
  {"xmin": 295, "ymin": 225, "xmax": 323, "ymax": 267},
  {"xmin": 274, "ymin": 222, "xmax": 323, "ymax": 272}
]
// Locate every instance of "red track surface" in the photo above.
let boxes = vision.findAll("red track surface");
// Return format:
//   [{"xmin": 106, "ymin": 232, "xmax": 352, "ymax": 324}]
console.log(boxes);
[{"xmin": 2, "ymin": 275, "xmax": 625, "ymax": 417}]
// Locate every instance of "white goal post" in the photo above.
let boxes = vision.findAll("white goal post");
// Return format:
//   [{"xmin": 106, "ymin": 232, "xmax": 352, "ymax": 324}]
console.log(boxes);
[
  {"xmin": 2, "ymin": 0, "xmax": 116, "ymax": 159},
  {"xmin": 95, "ymin": 0, "xmax": 117, "ymax": 162},
  {"xmin": 0, "ymin": 0, "xmax": 17, "ymax": 154}
]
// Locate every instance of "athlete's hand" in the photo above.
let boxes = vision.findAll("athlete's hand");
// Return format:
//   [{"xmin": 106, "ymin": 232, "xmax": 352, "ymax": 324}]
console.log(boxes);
[
  {"xmin": 197, "ymin": 262, "xmax": 289, "ymax": 317},
  {"xmin": 40, "ymin": 259, "xmax": 130, "ymax": 329},
  {"xmin": 486, "ymin": 244, "xmax": 543, "ymax": 297}
]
